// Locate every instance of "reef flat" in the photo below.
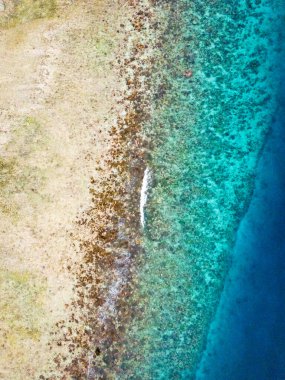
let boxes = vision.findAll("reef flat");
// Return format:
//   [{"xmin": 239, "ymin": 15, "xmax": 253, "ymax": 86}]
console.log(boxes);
[{"xmin": 117, "ymin": 0, "xmax": 281, "ymax": 378}]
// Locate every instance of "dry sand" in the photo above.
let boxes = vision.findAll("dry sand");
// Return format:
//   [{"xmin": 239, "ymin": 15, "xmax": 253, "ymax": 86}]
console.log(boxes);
[{"xmin": 0, "ymin": 1, "xmax": 135, "ymax": 378}]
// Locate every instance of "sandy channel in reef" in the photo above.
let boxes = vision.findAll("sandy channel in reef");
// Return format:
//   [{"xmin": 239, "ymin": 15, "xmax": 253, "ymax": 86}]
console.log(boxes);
[{"xmin": 0, "ymin": 1, "xmax": 135, "ymax": 378}]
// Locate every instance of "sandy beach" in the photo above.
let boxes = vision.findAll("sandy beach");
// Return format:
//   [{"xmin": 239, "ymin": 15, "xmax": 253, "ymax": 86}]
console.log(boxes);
[{"xmin": 0, "ymin": 0, "xmax": 150, "ymax": 378}]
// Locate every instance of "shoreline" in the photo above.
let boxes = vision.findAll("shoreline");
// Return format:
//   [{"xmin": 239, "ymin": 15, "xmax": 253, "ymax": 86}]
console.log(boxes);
[{"xmin": 53, "ymin": 2, "xmax": 158, "ymax": 378}]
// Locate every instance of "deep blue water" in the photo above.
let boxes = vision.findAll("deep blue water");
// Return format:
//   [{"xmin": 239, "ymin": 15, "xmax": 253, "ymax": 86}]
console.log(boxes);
[{"xmin": 196, "ymin": 39, "xmax": 285, "ymax": 380}]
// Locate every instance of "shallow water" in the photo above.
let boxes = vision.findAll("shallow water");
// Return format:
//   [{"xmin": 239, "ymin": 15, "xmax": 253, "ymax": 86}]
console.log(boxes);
[{"xmin": 119, "ymin": 0, "xmax": 284, "ymax": 378}]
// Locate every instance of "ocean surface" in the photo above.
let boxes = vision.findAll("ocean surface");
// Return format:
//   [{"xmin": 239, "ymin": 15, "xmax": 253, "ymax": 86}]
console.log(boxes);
[
  {"xmin": 196, "ymin": 84, "xmax": 285, "ymax": 380},
  {"xmin": 196, "ymin": 7, "xmax": 285, "ymax": 380},
  {"xmin": 119, "ymin": 0, "xmax": 285, "ymax": 378}
]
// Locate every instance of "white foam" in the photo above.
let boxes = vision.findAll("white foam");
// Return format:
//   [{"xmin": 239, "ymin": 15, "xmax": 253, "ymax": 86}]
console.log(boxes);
[{"xmin": 140, "ymin": 167, "xmax": 152, "ymax": 228}]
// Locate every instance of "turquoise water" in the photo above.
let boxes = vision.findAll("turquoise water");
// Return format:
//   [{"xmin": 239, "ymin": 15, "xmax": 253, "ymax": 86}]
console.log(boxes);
[{"xmin": 119, "ymin": 0, "xmax": 282, "ymax": 378}]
